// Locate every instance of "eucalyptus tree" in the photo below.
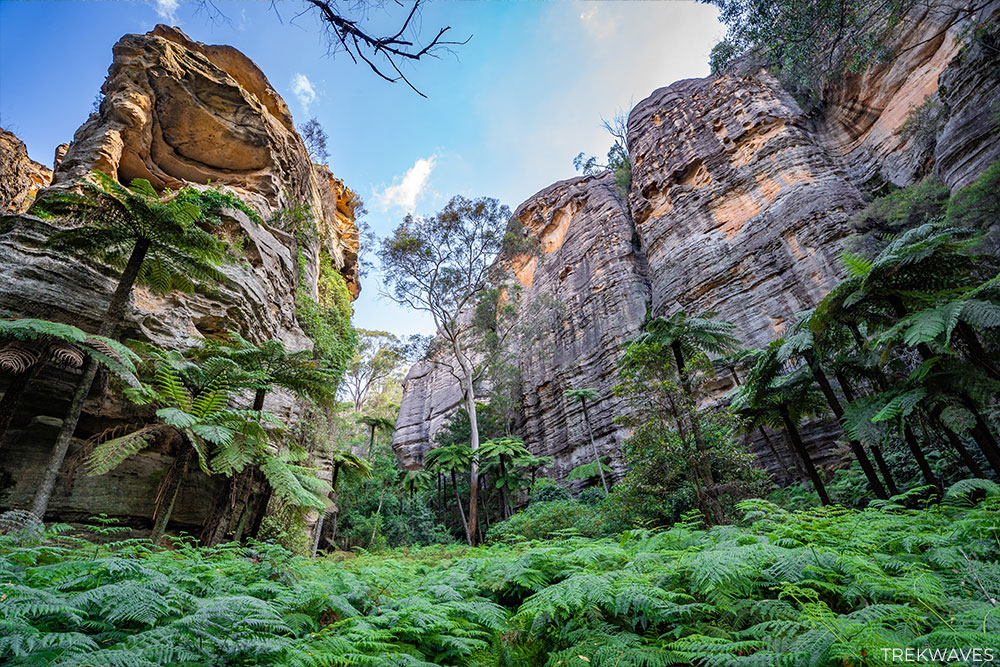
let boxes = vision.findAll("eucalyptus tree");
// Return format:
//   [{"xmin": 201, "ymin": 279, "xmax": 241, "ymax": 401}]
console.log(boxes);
[
  {"xmin": 28, "ymin": 172, "xmax": 231, "ymax": 520},
  {"xmin": 424, "ymin": 443, "xmax": 474, "ymax": 545},
  {"xmin": 564, "ymin": 388, "xmax": 609, "ymax": 493},
  {"xmin": 341, "ymin": 329, "xmax": 407, "ymax": 411},
  {"xmin": 379, "ymin": 195, "xmax": 519, "ymax": 543}
]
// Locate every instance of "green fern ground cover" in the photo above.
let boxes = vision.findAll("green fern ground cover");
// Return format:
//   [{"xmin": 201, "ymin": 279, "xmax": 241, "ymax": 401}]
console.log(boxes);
[{"xmin": 2, "ymin": 481, "xmax": 998, "ymax": 667}]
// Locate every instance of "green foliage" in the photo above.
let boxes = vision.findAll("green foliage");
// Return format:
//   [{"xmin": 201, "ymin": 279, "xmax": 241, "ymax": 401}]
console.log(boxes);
[
  {"xmin": 707, "ymin": 0, "xmax": 921, "ymax": 109},
  {"xmin": 0, "ymin": 317, "xmax": 140, "ymax": 382},
  {"xmin": 4, "ymin": 485, "xmax": 997, "ymax": 666},
  {"xmin": 174, "ymin": 184, "xmax": 264, "ymax": 226},
  {"xmin": 566, "ymin": 460, "xmax": 613, "ymax": 482},
  {"xmin": 485, "ymin": 499, "xmax": 604, "ymax": 542},
  {"xmin": 528, "ymin": 478, "xmax": 572, "ymax": 505},
  {"xmin": 295, "ymin": 251, "xmax": 358, "ymax": 387},
  {"xmin": 34, "ymin": 170, "xmax": 232, "ymax": 296}
]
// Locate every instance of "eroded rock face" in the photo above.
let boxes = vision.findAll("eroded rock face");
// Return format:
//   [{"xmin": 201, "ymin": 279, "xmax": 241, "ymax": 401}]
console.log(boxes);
[
  {"xmin": 0, "ymin": 26, "xmax": 359, "ymax": 527},
  {"xmin": 393, "ymin": 5, "xmax": 1000, "ymax": 484},
  {"xmin": 628, "ymin": 73, "xmax": 863, "ymax": 348},
  {"xmin": 1, "ymin": 128, "xmax": 53, "ymax": 214},
  {"xmin": 820, "ymin": 1, "xmax": 1000, "ymax": 191},
  {"xmin": 48, "ymin": 25, "xmax": 359, "ymax": 296}
]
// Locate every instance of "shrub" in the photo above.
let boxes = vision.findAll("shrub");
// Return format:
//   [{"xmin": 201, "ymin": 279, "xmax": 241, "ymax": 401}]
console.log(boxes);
[
  {"xmin": 528, "ymin": 477, "xmax": 571, "ymax": 504},
  {"xmin": 485, "ymin": 500, "xmax": 594, "ymax": 542}
]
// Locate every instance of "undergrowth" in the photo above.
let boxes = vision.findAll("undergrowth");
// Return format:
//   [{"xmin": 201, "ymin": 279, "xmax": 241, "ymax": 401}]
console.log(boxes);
[{"xmin": 2, "ymin": 479, "xmax": 998, "ymax": 666}]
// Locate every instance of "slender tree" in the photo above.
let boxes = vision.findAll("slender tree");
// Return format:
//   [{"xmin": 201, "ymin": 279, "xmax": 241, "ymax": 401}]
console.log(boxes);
[
  {"xmin": 86, "ymin": 352, "xmax": 280, "ymax": 544},
  {"xmin": 358, "ymin": 414, "xmax": 396, "ymax": 459},
  {"xmin": 564, "ymin": 388, "xmax": 609, "ymax": 493},
  {"xmin": 781, "ymin": 316, "xmax": 889, "ymax": 499},
  {"xmin": 28, "ymin": 172, "xmax": 231, "ymax": 520},
  {"xmin": 379, "ymin": 195, "xmax": 517, "ymax": 543},
  {"xmin": 477, "ymin": 437, "xmax": 530, "ymax": 519},
  {"xmin": 731, "ymin": 341, "xmax": 831, "ymax": 505},
  {"xmin": 312, "ymin": 447, "xmax": 370, "ymax": 557},
  {"xmin": 424, "ymin": 444, "xmax": 474, "ymax": 545}
]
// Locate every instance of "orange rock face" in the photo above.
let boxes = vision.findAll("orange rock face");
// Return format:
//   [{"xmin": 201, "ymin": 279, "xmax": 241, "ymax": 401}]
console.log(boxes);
[{"xmin": 394, "ymin": 4, "xmax": 1000, "ymax": 483}]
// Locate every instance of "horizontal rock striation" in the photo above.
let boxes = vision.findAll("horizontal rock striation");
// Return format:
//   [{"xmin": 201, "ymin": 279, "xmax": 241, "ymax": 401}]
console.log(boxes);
[
  {"xmin": 0, "ymin": 26, "xmax": 359, "ymax": 527},
  {"xmin": 394, "ymin": 4, "xmax": 1000, "ymax": 484},
  {"xmin": 1, "ymin": 128, "xmax": 53, "ymax": 214}
]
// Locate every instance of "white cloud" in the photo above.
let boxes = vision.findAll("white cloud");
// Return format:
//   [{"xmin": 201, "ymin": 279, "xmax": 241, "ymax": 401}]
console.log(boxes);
[
  {"xmin": 374, "ymin": 157, "xmax": 437, "ymax": 213},
  {"xmin": 579, "ymin": 4, "xmax": 618, "ymax": 41},
  {"xmin": 291, "ymin": 73, "xmax": 317, "ymax": 113},
  {"xmin": 152, "ymin": 0, "xmax": 180, "ymax": 23}
]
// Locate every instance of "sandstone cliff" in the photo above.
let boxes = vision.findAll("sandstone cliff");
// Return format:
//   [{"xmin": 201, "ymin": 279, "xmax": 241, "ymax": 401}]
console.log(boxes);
[
  {"xmin": 394, "ymin": 2, "xmax": 1000, "ymax": 483},
  {"xmin": 0, "ymin": 26, "xmax": 359, "ymax": 529},
  {"xmin": 0, "ymin": 129, "xmax": 53, "ymax": 215}
]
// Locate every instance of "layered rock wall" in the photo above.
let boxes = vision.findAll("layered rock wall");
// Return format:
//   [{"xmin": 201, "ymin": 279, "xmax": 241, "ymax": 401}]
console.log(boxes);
[
  {"xmin": 1, "ymin": 128, "xmax": 53, "ymax": 214},
  {"xmin": 394, "ymin": 2, "xmax": 1000, "ymax": 483},
  {"xmin": 0, "ymin": 26, "xmax": 359, "ymax": 529}
]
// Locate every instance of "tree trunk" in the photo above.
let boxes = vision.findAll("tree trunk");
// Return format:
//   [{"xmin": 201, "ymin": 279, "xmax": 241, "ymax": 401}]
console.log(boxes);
[
  {"xmin": 498, "ymin": 457, "xmax": 510, "ymax": 519},
  {"xmin": 580, "ymin": 399, "xmax": 609, "ymax": 493},
  {"xmin": 201, "ymin": 388, "xmax": 269, "ymax": 546},
  {"xmin": 778, "ymin": 405, "xmax": 830, "ymax": 505},
  {"xmin": 757, "ymin": 427, "xmax": 795, "ymax": 480},
  {"xmin": 451, "ymin": 470, "xmax": 471, "ymax": 545},
  {"xmin": 804, "ymin": 351, "xmax": 887, "ymax": 499},
  {"xmin": 671, "ymin": 341, "xmax": 715, "ymax": 489},
  {"xmin": 940, "ymin": 423, "xmax": 986, "ymax": 479},
  {"xmin": 368, "ymin": 485, "xmax": 387, "ymax": 548},
  {"xmin": 151, "ymin": 444, "xmax": 193, "ymax": 545},
  {"xmin": 367, "ymin": 424, "xmax": 376, "ymax": 459},
  {"xmin": 964, "ymin": 397, "xmax": 1000, "ymax": 477},
  {"xmin": 29, "ymin": 238, "xmax": 150, "ymax": 520},
  {"xmin": 888, "ymin": 295, "xmax": 1000, "ymax": 478},
  {"xmin": 902, "ymin": 423, "xmax": 941, "ymax": 493},
  {"xmin": 956, "ymin": 321, "xmax": 1000, "ymax": 382},
  {"xmin": 834, "ymin": 369, "xmax": 900, "ymax": 496},
  {"xmin": 311, "ymin": 511, "xmax": 327, "ymax": 558},
  {"xmin": 452, "ymin": 339, "xmax": 481, "ymax": 544}
]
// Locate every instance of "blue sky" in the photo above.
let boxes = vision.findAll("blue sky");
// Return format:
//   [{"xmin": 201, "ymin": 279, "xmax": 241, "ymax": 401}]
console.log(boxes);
[{"xmin": 0, "ymin": 0, "xmax": 723, "ymax": 339}]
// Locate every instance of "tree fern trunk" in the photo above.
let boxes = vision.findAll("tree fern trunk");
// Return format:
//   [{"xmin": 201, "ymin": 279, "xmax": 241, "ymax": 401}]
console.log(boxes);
[
  {"xmin": 778, "ymin": 405, "xmax": 830, "ymax": 505},
  {"xmin": 834, "ymin": 369, "xmax": 900, "ymax": 494},
  {"xmin": 581, "ymin": 399, "xmax": 609, "ymax": 493},
  {"xmin": 804, "ymin": 352, "xmax": 887, "ymax": 499},
  {"xmin": 30, "ymin": 358, "xmax": 99, "ymax": 519},
  {"xmin": 902, "ymin": 424, "xmax": 940, "ymax": 493},
  {"xmin": 671, "ymin": 341, "xmax": 715, "ymax": 488},
  {"xmin": 757, "ymin": 427, "xmax": 796, "ymax": 481},
  {"xmin": 311, "ymin": 511, "xmax": 327, "ymax": 558},
  {"xmin": 151, "ymin": 445, "xmax": 192, "ymax": 545},
  {"xmin": 451, "ymin": 470, "xmax": 471, "ymax": 545},
  {"xmin": 963, "ymin": 397, "xmax": 1000, "ymax": 477},
  {"xmin": 30, "ymin": 238, "xmax": 150, "ymax": 520},
  {"xmin": 956, "ymin": 322, "xmax": 1000, "ymax": 382},
  {"xmin": 888, "ymin": 295, "xmax": 999, "ymax": 479},
  {"xmin": 939, "ymin": 423, "xmax": 986, "ymax": 479}
]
